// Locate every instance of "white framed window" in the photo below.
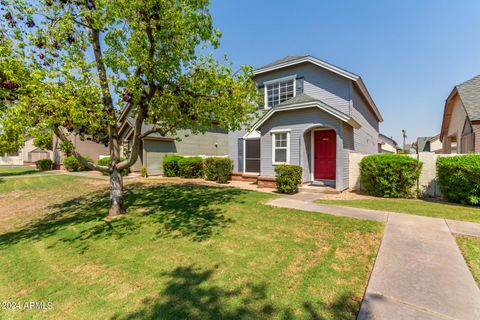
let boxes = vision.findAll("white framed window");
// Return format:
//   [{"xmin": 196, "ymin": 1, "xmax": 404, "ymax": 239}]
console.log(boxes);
[
  {"xmin": 272, "ymin": 130, "xmax": 290, "ymax": 164},
  {"xmin": 264, "ymin": 75, "xmax": 296, "ymax": 108}
]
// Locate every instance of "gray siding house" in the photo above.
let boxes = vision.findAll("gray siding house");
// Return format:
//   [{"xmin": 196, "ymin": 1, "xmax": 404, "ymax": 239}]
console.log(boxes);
[
  {"xmin": 228, "ymin": 55, "xmax": 383, "ymax": 190},
  {"xmin": 118, "ymin": 108, "xmax": 228, "ymax": 175}
]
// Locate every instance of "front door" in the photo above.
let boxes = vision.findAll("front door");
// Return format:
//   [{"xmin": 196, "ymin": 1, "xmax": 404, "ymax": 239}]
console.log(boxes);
[{"xmin": 314, "ymin": 130, "xmax": 336, "ymax": 180}]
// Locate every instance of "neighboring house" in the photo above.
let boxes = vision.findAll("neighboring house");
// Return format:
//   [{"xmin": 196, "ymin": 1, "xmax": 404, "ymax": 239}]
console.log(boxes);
[
  {"xmin": 228, "ymin": 55, "xmax": 383, "ymax": 190},
  {"xmin": 378, "ymin": 134, "xmax": 398, "ymax": 153},
  {"xmin": 417, "ymin": 135, "xmax": 442, "ymax": 153},
  {"xmin": 52, "ymin": 133, "xmax": 109, "ymax": 167},
  {"xmin": 118, "ymin": 108, "xmax": 228, "ymax": 175},
  {"xmin": 440, "ymin": 75, "xmax": 480, "ymax": 154},
  {"xmin": 0, "ymin": 137, "xmax": 52, "ymax": 166}
]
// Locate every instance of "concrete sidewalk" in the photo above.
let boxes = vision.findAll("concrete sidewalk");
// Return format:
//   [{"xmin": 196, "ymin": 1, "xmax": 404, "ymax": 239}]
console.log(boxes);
[{"xmin": 267, "ymin": 195, "xmax": 480, "ymax": 320}]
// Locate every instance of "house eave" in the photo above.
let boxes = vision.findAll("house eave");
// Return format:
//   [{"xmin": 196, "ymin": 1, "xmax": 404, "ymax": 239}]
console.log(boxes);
[
  {"xmin": 247, "ymin": 102, "xmax": 361, "ymax": 137},
  {"xmin": 254, "ymin": 56, "xmax": 383, "ymax": 123}
]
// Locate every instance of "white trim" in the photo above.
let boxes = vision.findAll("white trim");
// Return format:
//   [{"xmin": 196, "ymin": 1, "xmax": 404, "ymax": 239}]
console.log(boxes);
[
  {"xmin": 242, "ymin": 138, "xmax": 246, "ymax": 173},
  {"xmin": 243, "ymin": 130, "xmax": 261, "ymax": 139},
  {"xmin": 263, "ymin": 75, "xmax": 297, "ymax": 109},
  {"xmin": 272, "ymin": 131, "xmax": 290, "ymax": 165},
  {"xmin": 270, "ymin": 128, "xmax": 291, "ymax": 133},
  {"xmin": 254, "ymin": 56, "xmax": 383, "ymax": 122},
  {"xmin": 248, "ymin": 102, "xmax": 361, "ymax": 136},
  {"xmin": 255, "ymin": 57, "xmax": 358, "ymax": 81}
]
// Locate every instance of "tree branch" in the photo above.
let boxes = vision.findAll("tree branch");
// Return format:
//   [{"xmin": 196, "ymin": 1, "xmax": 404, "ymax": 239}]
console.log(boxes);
[{"xmin": 54, "ymin": 127, "xmax": 109, "ymax": 173}]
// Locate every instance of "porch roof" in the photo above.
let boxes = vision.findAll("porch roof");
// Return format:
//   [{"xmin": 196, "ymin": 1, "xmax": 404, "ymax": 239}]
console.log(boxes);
[{"xmin": 246, "ymin": 94, "xmax": 361, "ymax": 135}]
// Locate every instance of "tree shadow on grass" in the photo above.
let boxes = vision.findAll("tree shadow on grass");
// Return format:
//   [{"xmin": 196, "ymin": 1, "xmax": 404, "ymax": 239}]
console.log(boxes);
[
  {"xmin": 110, "ymin": 264, "xmax": 361, "ymax": 320},
  {"xmin": 0, "ymin": 168, "xmax": 40, "ymax": 177},
  {"xmin": 0, "ymin": 183, "xmax": 246, "ymax": 252}
]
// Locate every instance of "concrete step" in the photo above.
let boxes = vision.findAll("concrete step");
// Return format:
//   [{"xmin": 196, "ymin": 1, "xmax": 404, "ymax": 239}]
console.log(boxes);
[{"xmin": 299, "ymin": 185, "xmax": 340, "ymax": 194}]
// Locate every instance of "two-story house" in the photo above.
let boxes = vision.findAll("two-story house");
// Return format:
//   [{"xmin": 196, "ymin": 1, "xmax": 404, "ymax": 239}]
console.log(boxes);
[{"xmin": 228, "ymin": 55, "xmax": 383, "ymax": 190}]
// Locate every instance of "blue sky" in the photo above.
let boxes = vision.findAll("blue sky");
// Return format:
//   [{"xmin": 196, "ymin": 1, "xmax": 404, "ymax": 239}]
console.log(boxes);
[{"xmin": 210, "ymin": 0, "xmax": 480, "ymax": 144}]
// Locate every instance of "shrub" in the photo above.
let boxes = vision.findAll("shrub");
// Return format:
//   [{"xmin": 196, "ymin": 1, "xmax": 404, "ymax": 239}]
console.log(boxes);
[
  {"xmin": 35, "ymin": 159, "xmax": 52, "ymax": 171},
  {"xmin": 437, "ymin": 155, "xmax": 480, "ymax": 205},
  {"xmin": 360, "ymin": 154, "xmax": 422, "ymax": 198},
  {"xmin": 97, "ymin": 156, "xmax": 129, "ymax": 176},
  {"xmin": 204, "ymin": 157, "xmax": 233, "ymax": 183},
  {"xmin": 178, "ymin": 156, "xmax": 204, "ymax": 178},
  {"xmin": 140, "ymin": 166, "xmax": 148, "ymax": 178},
  {"xmin": 275, "ymin": 164, "xmax": 303, "ymax": 194},
  {"xmin": 163, "ymin": 155, "xmax": 184, "ymax": 177},
  {"xmin": 63, "ymin": 155, "xmax": 93, "ymax": 172}
]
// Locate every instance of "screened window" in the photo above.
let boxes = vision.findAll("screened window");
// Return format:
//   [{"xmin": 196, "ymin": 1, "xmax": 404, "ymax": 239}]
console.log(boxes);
[
  {"xmin": 272, "ymin": 132, "xmax": 289, "ymax": 164},
  {"xmin": 266, "ymin": 79, "xmax": 294, "ymax": 108}
]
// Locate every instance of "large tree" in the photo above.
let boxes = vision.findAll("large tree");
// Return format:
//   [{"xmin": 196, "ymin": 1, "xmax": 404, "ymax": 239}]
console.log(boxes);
[{"xmin": 0, "ymin": 0, "xmax": 258, "ymax": 215}]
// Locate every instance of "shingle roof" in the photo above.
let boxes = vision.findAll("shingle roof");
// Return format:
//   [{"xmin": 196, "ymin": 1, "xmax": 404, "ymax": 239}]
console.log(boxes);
[
  {"xmin": 379, "ymin": 134, "xmax": 398, "ymax": 147},
  {"xmin": 125, "ymin": 116, "xmax": 175, "ymax": 139},
  {"xmin": 456, "ymin": 75, "xmax": 480, "ymax": 121},
  {"xmin": 256, "ymin": 55, "xmax": 308, "ymax": 70},
  {"xmin": 274, "ymin": 93, "xmax": 318, "ymax": 107},
  {"xmin": 416, "ymin": 137, "xmax": 430, "ymax": 152}
]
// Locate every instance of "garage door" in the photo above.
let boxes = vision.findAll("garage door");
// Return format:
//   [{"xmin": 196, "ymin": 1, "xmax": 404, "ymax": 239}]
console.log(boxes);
[{"xmin": 144, "ymin": 140, "xmax": 176, "ymax": 176}]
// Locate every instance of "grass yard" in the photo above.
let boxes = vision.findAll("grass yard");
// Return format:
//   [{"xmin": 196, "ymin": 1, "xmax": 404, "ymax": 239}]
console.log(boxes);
[
  {"xmin": 456, "ymin": 236, "xmax": 480, "ymax": 285},
  {"xmin": 0, "ymin": 176, "xmax": 383, "ymax": 319},
  {"xmin": 318, "ymin": 198, "xmax": 480, "ymax": 223},
  {"xmin": 0, "ymin": 166, "xmax": 41, "ymax": 177}
]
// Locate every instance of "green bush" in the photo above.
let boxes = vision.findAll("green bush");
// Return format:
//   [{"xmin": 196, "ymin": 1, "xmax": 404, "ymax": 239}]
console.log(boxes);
[
  {"xmin": 437, "ymin": 155, "xmax": 480, "ymax": 205},
  {"xmin": 360, "ymin": 154, "xmax": 422, "ymax": 198},
  {"xmin": 63, "ymin": 155, "xmax": 93, "ymax": 172},
  {"xmin": 35, "ymin": 159, "xmax": 52, "ymax": 171},
  {"xmin": 97, "ymin": 156, "xmax": 129, "ymax": 176},
  {"xmin": 163, "ymin": 155, "xmax": 184, "ymax": 177},
  {"xmin": 275, "ymin": 164, "xmax": 303, "ymax": 194},
  {"xmin": 178, "ymin": 156, "xmax": 204, "ymax": 178},
  {"xmin": 204, "ymin": 157, "xmax": 233, "ymax": 183}
]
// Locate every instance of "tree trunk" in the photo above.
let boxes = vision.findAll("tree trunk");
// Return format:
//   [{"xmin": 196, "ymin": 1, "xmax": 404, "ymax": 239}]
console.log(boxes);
[{"xmin": 109, "ymin": 167, "xmax": 126, "ymax": 216}]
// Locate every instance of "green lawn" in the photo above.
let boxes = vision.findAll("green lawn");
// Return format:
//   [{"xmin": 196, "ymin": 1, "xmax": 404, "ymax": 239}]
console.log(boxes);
[
  {"xmin": 0, "ymin": 166, "xmax": 41, "ymax": 177},
  {"xmin": 0, "ymin": 176, "xmax": 383, "ymax": 319},
  {"xmin": 318, "ymin": 198, "xmax": 480, "ymax": 223},
  {"xmin": 456, "ymin": 236, "xmax": 480, "ymax": 285}
]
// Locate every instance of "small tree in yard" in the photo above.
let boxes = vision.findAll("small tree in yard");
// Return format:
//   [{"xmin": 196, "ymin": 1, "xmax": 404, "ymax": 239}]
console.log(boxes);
[{"xmin": 0, "ymin": 0, "xmax": 258, "ymax": 215}]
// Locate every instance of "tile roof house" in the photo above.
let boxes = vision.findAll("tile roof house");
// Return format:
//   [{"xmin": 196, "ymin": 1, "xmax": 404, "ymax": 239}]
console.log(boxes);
[
  {"xmin": 440, "ymin": 75, "xmax": 480, "ymax": 153},
  {"xmin": 228, "ymin": 55, "xmax": 383, "ymax": 190}
]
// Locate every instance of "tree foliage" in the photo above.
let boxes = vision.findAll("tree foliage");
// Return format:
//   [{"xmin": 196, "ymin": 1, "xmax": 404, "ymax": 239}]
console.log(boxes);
[{"xmin": 0, "ymin": 0, "xmax": 258, "ymax": 214}]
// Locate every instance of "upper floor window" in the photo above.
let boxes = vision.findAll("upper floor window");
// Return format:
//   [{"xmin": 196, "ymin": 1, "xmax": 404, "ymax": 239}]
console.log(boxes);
[{"xmin": 264, "ymin": 75, "xmax": 296, "ymax": 108}]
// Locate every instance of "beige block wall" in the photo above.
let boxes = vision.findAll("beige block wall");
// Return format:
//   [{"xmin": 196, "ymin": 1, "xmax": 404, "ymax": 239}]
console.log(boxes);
[{"xmin": 349, "ymin": 152, "xmax": 455, "ymax": 197}]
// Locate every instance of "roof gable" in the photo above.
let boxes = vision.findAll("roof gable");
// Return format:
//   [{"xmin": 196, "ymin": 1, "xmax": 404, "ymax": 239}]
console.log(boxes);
[
  {"xmin": 456, "ymin": 75, "xmax": 480, "ymax": 121},
  {"xmin": 254, "ymin": 55, "xmax": 383, "ymax": 122},
  {"xmin": 246, "ymin": 93, "xmax": 361, "ymax": 137}
]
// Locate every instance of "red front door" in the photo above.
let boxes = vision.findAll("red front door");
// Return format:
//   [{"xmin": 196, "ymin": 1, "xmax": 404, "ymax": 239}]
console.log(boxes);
[{"xmin": 314, "ymin": 130, "xmax": 336, "ymax": 180}]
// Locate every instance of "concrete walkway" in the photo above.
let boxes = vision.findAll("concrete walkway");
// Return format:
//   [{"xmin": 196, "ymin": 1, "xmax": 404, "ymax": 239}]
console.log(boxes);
[{"xmin": 267, "ymin": 194, "xmax": 480, "ymax": 320}]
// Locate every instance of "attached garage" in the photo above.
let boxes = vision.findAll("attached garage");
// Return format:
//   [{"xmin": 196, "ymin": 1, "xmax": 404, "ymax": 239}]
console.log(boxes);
[{"xmin": 143, "ymin": 139, "xmax": 177, "ymax": 175}]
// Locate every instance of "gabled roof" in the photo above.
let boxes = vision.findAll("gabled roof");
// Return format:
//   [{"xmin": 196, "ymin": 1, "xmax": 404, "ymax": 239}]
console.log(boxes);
[
  {"xmin": 254, "ymin": 55, "xmax": 383, "ymax": 122},
  {"xmin": 123, "ymin": 116, "xmax": 175, "ymax": 140},
  {"xmin": 456, "ymin": 75, "xmax": 480, "ymax": 121},
  {"xmin": 246, "ymin": 93, "xmax": 361, "ymax": 136},
  {"xmin": 440, "ymin": 75, "xmax": 480, "ymax": 140},
  {"xmin": 379, "ymin": 133, "xmax": 398, "ymax": 147},
  {"xmin": 416, "ymin": 137, "xmax": 430, "ymax": 152}
]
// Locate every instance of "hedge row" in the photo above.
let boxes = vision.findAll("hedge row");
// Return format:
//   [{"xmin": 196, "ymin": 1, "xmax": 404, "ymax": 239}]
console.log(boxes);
[
  {"xmin": 437, "ymin": 155, "xmax": 480, "ymax": 205},
  {"xmin": 360, "ymin": 154, "xmax": 423, "ymax": 198},
  {"xmin": 162, "ymin": 155, "xmax": 233, "ymax": 183}
]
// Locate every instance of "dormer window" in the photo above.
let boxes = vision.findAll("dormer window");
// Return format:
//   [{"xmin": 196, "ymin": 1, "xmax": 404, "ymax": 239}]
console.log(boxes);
[{"xmin": 264, "ymin": 75, "xmax": 296, "ymax": 108}]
